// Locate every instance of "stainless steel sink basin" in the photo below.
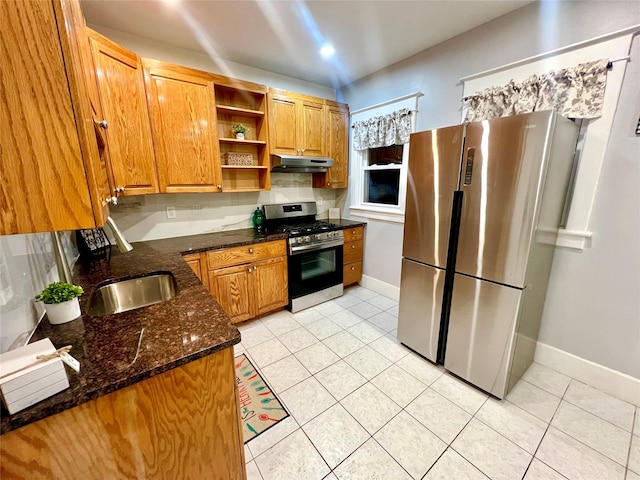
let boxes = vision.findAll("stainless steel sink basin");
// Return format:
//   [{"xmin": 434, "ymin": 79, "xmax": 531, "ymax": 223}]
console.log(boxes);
[{"xmin": 87, "ymin": 271, "xmax": 178, "ymax": 316}]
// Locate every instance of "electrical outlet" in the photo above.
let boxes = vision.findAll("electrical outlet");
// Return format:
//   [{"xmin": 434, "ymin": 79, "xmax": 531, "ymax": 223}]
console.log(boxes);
[
  {"xmin": 317, "ymin": 198, "xmax": 323, "ymax": 206},
  {"xmin": 166, "ymin": 206, "xmax": 176, "ymax": 219},
  {"xmin": 192, "ymin": 205, "xmax": 202, "ymax": 218}
]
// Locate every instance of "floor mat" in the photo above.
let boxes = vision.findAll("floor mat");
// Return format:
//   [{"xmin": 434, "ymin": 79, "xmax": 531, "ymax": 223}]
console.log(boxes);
[{"xmin": 235, "ymin": 353, "xmax": 289, "ymax": 443}]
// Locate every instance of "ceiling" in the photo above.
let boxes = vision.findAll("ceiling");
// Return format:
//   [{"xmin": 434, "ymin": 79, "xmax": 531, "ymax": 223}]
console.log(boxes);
[{"xmin": 81, "ymin": 0, "xmax": 531, "ymax": 88}]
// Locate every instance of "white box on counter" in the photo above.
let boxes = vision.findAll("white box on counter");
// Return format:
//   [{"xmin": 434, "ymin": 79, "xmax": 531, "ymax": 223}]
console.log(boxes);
[{"xmin": 0, "ymin": 338, "xmax": 70, "ymax": 414}]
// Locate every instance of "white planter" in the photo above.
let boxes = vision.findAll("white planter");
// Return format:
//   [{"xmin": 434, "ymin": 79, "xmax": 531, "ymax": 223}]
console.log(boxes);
[
  {"xmin": 44, "ymin": 298, "xmax": 81, "ymax": 325},
  {"xmin": 235, "ymin": 132, "xmax": 245, "ymax": 140}
]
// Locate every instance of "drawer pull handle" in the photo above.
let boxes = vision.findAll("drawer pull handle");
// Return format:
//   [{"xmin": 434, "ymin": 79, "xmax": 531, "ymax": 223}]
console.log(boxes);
[
  {"xmin": 248, "ymin": 268, "xmax": 252, "ymax": 273},
  {"xmin": 249, "ymin": 248, "xmax": 254, "ymax": 253},
  {"xmin": 352, "ymin": 230, "xmax": 356, "ymax": 234},
  {"xmin": 253, "ymin": 266, "xmax": 257, "ymax": 271},
  {"xmin": 351, "ymin": 245, "xmax": 355, "ymax": 249},
  {"xmin": 351, "ymin": 266, "xmax": 355, "ymax": 271}
]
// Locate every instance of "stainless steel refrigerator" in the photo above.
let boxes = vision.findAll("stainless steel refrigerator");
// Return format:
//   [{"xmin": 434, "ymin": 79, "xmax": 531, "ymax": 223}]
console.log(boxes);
[{"xmin": 397, "ymin": 111, "xmax": 579, "ymax": 398}]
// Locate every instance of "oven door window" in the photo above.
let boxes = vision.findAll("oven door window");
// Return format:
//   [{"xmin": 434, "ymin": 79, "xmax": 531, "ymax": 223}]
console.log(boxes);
[{"xmin": 289, "ymin": 245, "xmax": 343, "ymax": 300}]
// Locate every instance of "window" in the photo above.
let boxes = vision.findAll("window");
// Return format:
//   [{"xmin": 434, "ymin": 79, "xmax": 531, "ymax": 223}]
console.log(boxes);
[{"xmin": 349, "ymin": 94, "xmax": 420, "ymax": 223}]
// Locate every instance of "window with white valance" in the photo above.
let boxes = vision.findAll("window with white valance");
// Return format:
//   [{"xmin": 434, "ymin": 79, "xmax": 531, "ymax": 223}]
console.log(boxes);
[
  {"xmin": 461, "ymin": 29, "xmax": 636, "ymax": 249},
  {"xmin": 349, "ymin": 94, "xmax": 420, "ymax": 223}
]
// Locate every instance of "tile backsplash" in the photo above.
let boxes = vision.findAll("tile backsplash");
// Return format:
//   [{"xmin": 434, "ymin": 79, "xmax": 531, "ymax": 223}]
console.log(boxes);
[
  {"xmin": 109, "ymin": 173, "xmax": 340, "ymax": 242},
  {"xmin": 0, "ymin": 232, "xmax": 77, "ymax": 353}
]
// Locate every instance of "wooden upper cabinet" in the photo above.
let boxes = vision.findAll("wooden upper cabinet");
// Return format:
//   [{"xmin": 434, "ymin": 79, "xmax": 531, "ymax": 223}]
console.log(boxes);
[
  {"xmin": 268, "ymin": 95, "xmax": 298, "ymax": 155},
  {"xmin": 268, "ymin": 90, "xmax": 326, "ymax": 157},
  {"xmin": 314, "ymin": 101, "xmax": 349, "ymax": 189},
  {"xmin": 88, "ymin": 30, "xmax": 159, "ymax": 196},
  {"xmin": 143, "ymin": 59, "xmax": 222, "ymax": 193},
  {"xmin": 0, "ymin": 0, "xmax": 109, "ymax": 235}
]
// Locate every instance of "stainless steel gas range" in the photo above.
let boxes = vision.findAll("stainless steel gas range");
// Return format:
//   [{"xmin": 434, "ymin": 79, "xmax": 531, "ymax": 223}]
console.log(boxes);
[{"xmin": 263, "ymin": 202, "xmax": 343, "ymax": 313}]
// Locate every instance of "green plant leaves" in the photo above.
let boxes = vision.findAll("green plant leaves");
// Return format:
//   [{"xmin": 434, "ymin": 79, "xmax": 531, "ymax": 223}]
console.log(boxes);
[{"xmin": 35, "ymin": 282, "xmax": 83, "ymax": 304}]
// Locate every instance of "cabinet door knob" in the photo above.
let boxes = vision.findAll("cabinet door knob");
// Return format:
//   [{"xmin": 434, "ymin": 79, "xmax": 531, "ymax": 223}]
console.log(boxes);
[
  {"xmin": 253, "ymin": 265, "xmax": 257, "ymax": 271},
  {"xmin": 351, "ymin": 266, "xmax": 355, "ymax": 271},
  {"xmin": 249, "ymin": 248, "xmax": 254, "ymax": 254},
  {"xmin": 248, "ymin": 267, "xmax": 252, "ymax": 273},
  {"xmin": 217, "ymin": 185, "xmax": 222, "ymax": 190},
  {"xmin": 327, "ymin": 182, "xmax": 330, "ymax": 186},
  {"xmin": 97, "ymin": 120, "xmax": 108, "ymax": 129},
  {"xmin": 351, "ymin": 244, "xmax": 355, "ymax": 249},
  {"xmin": 352, "ymin": 230, "xmax": 356, "ymax": 234}
]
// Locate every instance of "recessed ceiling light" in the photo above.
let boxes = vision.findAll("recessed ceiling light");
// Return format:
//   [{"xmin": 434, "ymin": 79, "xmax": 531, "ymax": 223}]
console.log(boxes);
[{"xmin": 320, "ymin": 45, "xmax": 335, "ymax": 58}]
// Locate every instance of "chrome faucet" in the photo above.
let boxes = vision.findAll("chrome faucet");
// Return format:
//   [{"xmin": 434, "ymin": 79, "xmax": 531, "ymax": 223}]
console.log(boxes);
[{"xmin": 105, "ymin": 216, "xmax": 133, "ymax": 253}]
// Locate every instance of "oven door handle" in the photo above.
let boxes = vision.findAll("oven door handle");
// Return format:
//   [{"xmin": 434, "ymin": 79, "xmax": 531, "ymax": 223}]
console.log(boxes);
[{"xmin": 290, "ymin": 240, "xmax": 344, "ymax": 255}]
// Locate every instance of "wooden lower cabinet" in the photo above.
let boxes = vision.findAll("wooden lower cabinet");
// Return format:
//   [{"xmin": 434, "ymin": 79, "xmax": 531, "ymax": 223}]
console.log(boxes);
[
  {"xmin": 343, "ymin": 226, "xmax": 365, "ymax": 286},
  {"xmin": 183, "ymin": 252, "xmax": 209, "ymax": 290},
  {"xmin": 210, "ymin": 264, "xmax": 255, "ymax": 324},
  {"xmin": 0, "ymin": 347, "xmax": 246, "ymax": 480},
  {"xmin": 207, "ymin": 240, "xmax": 288, "ymax": 324}
]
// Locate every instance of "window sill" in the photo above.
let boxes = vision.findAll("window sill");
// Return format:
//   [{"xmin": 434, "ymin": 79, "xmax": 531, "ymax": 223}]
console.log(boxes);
[{"xmin": 348, "ymin": 206, "xmax": 405, "ymax": 224}]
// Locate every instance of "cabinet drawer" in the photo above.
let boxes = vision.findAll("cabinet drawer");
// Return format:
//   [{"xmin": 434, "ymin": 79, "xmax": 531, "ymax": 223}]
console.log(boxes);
[
  {"xmin": 344, "ymin": 261, "xmax": 362, "ymax": 286},
  {"xmin": 344, "ymin": 240, "xmax": 363, "ymax": 264},
  {"xmin": 207, "ymin": 240, "xmax": 286, "ymax": 270},
  {"xmin": 343, "ymin": 226, "xmax": 364, "ymax": 243}
]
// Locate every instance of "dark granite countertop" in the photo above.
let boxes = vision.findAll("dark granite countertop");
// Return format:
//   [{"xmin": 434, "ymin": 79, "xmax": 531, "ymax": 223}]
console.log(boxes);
[
  {"xmin": 327, "ymin": 218, "xmax": 367, "ymax": 229},
  {"xmin": 1, "ymin": 228, "xmax": 288, "ymax": 434}
]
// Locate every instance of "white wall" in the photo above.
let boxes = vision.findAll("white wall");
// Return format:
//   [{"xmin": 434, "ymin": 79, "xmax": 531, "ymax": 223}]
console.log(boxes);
[
  {"xmin": 339, "ymin": 1, "xmax": 640, "ymax": 378},
  {"xmin": 88, "ymin": 25, "xmax": 335, "ymax": 100}
]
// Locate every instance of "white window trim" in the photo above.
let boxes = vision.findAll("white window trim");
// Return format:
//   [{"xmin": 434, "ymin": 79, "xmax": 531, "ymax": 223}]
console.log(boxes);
[
  {"xmin": 348, "ymin": 93, "xmax": 421, "ymax": 224},
  {"xmin": 461, "ymin": 26, "xmax": 639, "ymax": 250}
]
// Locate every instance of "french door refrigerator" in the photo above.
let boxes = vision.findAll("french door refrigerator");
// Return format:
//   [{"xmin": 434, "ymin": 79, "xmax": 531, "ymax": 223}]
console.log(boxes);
[{"xmin": 397, "ymin": 111, "xmax": 578, "ymax": 398}]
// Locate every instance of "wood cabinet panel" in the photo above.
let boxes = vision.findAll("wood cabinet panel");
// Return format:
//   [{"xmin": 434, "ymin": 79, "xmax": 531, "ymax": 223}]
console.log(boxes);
[
  {"xmin": 314, "ymin": 103, "xmax": 349, "ymax": 188},
  {"xmin": 206, "ymin": 240, "xmax": 287, "ymax": 270},
  {"xmin": 299, "ymin": 100, "xmax": 325, "ymax": 157},
  {"xmin": 143, "ymin": 60, "xmax": 221, "ymax": 193},
  {"xmin": 210, "ymin": 265, "xmax": 255, "ymax": 324},
  {"xmin": 0, "ymin": 348, "xmax": 245, "ymax": 480},
  {"xmin": 254, "ymin": 256, "xmax": 288, "ymax": 315},
  {"xmin": 268, "ymin": 95, "xmax": 298, "ymax": 155},
  {"xmin": 0, "ymin": 0, "xmax": 100, "ymax": 234},
  {"xmin": 89, "ymin": 30, "xmax": 159, "ymax": 196},
  {"xmin": 344, "ymin": 261, "xmax": 363, "ymax": 287},
  {"xmin": 343, "ymin": 226, "xmax": 364, "ymax": 242},
  {"xmin": 344, "ymin": 240, "xmax": 364, "ymax": 265}
]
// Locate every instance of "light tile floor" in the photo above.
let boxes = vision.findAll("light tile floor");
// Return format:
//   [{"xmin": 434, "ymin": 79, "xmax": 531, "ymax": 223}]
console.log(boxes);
[{"xmin": 235, "ymin": 286, "xmax": 639, "ymax": 480}]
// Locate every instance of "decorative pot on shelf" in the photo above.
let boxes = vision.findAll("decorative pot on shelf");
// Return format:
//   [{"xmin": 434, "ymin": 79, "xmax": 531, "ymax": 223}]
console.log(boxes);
[
  {"xmin": 235, "ymin": 132, "xmax": 245, "ymax": 140},
  {"xmin": 44, "ymin": 298, "xmax": 81, "ymax": 325}
]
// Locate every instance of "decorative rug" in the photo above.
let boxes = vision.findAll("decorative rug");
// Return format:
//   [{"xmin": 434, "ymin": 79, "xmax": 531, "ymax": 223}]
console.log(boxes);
[{"xmin": 235, "ymin": 354, "xmax": 289, "ymax": 443}]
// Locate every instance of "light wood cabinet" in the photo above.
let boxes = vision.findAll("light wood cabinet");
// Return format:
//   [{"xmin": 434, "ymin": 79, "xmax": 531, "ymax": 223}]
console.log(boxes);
[
  {"xmin": 314, "ymin": 101, "xmax": 349, "ymax": 189},
  {"xmin": 343, "ymin": 226, "xmax": 365, "ymax": 286},
  {"xmin": 1, "ymin": 0, "xmax": 110, "ymax": 235},
  {"xmin": 183, "ymin": 252, "xmax": 209, "ymax": 290},
  {"xmin": 213, "ymin": 76, "xmax": 271, "ymax": 192},
  {"xmin": 88, "ymin": 29, "xmax": 159, "ymax": 196},
  {"xmin": 143, "ymin": 59, "xmax": 222, "ymax": 193},
  {"xmin": 210, "ymin": 264, "xmax": 255, "ymax": 324},
  {"xmin": 206, "ymin": 240, "xmax": 288, "ymax": 323},
  {"xmin": 0, "ymin": 347, "xmax": 246, "ymax": 480},
  {"xmin": 268, "ymin": 89, "xmax": 326, "ymax": 157}
]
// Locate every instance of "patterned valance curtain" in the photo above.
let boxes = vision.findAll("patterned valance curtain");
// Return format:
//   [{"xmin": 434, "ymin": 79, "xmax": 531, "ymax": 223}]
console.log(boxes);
[
  {"xmin": 353, "ymin": 108, "xmax": 412, "ymax": 151},
  {"xmin": 464, "ymin": 59, "xmax": 608, "ymax": 122}
]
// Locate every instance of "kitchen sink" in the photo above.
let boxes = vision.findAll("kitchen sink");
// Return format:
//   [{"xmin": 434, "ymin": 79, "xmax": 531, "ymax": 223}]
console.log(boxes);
[{"xmin": 87, "ymin": 271, "xmax": 178, "ymax": 316}]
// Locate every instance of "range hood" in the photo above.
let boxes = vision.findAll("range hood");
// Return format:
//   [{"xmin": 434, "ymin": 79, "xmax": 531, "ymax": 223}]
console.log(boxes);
[{"xmin": 271, "ymin": 154, "xmax": 334, "ymax": 173}]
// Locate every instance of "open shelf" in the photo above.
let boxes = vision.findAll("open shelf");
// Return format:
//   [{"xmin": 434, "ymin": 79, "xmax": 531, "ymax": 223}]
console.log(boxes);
[
  {"xmin": 219, "ymin": 138, "xmax": 267, "ymax": 145},
  {"xmin": 216, "ymin": 105, "xmax": 264, "ymax": 118},
  {"xmin": 221, "ymin": 165, "xmax": 269, "ymax": 169}
]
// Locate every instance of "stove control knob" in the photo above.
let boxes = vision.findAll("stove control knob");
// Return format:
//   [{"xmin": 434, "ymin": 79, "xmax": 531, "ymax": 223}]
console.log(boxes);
[
  {"xmin": 316, "ymin": 234, "xmax": 321, "ymax": 240},
  {"xmin": 305, "ymin": 236, "xmax": 311, "ymax": 242}
]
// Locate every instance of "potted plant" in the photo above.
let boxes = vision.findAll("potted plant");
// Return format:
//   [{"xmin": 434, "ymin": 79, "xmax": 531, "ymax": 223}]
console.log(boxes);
[
  {"xmin": 36, "ymin": 282, "xmax": 84, "ymax": 325},
  {"xmin": 232, "ymin": 123, "xmax": 248, "ymax": 140}
]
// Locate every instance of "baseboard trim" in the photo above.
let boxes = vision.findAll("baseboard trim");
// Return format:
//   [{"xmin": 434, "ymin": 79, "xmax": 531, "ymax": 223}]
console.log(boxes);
[
  {"xmin": 359, "ymin": 275, "xmax": 400, "ymax": 301},
  {"xmin": 534, "ymin": 341, "xmax": 640, "ymax": 406}
]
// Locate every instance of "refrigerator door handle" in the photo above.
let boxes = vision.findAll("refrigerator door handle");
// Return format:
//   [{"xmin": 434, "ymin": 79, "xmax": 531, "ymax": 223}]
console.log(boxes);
[{"xmin": 463, "ymin": 147, "xmax": 475, "ymax": 186}]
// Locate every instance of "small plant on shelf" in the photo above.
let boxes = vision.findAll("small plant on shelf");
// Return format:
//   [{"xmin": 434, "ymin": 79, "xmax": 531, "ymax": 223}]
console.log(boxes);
[{"xmin": 232, "ymin": 123, "xmax": 249, "ymax": 139}]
